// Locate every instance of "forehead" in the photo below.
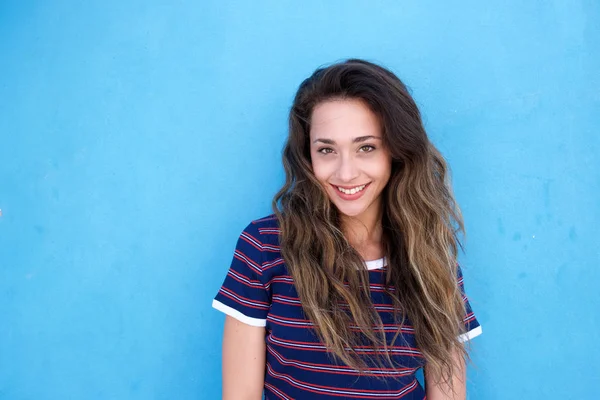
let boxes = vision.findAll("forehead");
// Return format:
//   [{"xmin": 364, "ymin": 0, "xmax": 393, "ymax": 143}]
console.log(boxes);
[{"xmin": 309, "ymin": 99, "xmax": 381, "ymax": 139}]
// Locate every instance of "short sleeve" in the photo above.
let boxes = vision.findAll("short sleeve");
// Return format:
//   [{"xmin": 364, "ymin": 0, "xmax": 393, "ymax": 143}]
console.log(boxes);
[
  {"xmin": 212, "ymin": 222, "xmax": 270, "ymax": 327},
  {"xmin": 456, "ymin": 264, "xmax": 483, "ymax": 343}
]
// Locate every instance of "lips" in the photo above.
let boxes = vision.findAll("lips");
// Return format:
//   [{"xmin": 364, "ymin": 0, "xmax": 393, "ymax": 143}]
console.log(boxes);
[
  {"xmin": 336, "ymin": 184, "xmax": 367, "ymax": 195},
  {"xmin": 330, "ymin": 182, "xmax": 371, "ymax": 200}
]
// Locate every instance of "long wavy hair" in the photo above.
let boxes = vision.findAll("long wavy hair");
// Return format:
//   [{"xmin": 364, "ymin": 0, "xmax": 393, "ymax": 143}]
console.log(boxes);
[{"xmin": 272, "ymin": 59, "xmax": 469, "ymax": 385}]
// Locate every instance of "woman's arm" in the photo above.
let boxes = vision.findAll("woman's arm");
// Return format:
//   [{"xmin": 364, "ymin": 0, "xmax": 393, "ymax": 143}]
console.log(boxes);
[
  {"xmin": 424, "ymin": 348, "xmax": 466, "ymax": 400},
  {"xmin": 222, "ymin": 315, "xmax": 266, "ymax": 400}
]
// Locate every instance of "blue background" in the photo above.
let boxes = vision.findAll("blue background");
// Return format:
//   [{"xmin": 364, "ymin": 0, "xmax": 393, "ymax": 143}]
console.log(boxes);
[{"xmin": 1, "ymin": 1, "xmax": 598, "ymax": 399}]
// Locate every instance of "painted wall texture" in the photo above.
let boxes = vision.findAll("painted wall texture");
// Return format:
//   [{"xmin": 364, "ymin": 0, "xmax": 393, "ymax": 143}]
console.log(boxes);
[{"xmin": 0, "ymin": 1, "xmax": 598, "ymax": 399}]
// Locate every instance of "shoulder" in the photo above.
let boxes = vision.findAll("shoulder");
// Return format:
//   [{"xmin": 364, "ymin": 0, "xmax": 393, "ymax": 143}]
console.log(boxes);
[
  {"xmin": 243, "ymin": 214, "xmax": 281, "ymax": 238},
  {"xmin": 237, "ymin": 215, "xmax": 284, "ymax": 276},
  {"xmin": 238, "ymin": 214, "xmax": 281, "ymax": 250}
]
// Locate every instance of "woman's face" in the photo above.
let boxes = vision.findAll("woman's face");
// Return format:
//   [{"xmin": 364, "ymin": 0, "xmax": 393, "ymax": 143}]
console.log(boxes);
[{"xmin": 309, "ymin": 98, "xmax": 392, "ymax": 220}]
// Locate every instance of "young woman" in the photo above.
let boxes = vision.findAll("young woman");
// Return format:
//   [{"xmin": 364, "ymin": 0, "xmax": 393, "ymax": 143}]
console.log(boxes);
[{"xmin": 212, "ymin": 59, "xmax": 482, "ymax": 399}]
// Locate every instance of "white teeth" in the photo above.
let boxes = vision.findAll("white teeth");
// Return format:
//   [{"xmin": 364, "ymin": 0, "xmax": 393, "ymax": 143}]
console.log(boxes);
[{"xmin": 336, "ymin": 184, "xmax": 366, "ymax": 195}]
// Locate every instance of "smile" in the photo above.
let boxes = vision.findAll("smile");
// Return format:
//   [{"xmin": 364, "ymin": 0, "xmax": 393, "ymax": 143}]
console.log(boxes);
[{"xmin": 335, "ymin": 183, "xmax": 369, "ymax": 195}]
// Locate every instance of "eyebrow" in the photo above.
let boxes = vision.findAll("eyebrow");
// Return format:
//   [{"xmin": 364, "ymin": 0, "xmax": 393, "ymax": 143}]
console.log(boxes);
[{"xmin": 312, "ymin": 135, "xmax": 382, "ymax": 145}]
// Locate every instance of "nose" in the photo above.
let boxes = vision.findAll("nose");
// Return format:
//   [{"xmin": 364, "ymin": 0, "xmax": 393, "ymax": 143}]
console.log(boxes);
[{"xmin": 335, "ymin": 154, "xmax": 360, "ymax": 183}]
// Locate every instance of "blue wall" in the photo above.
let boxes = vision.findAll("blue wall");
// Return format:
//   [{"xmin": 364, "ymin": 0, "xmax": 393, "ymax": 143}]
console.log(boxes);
[{"xmin": 1, "ymin": 1, "xmax": 598, "ymax": 399}]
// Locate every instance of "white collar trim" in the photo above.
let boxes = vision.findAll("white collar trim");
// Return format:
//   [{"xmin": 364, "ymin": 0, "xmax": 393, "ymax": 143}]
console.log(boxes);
[{"xmin": 364, "ymin": 257, "xmax": 386, "ymax": 270}]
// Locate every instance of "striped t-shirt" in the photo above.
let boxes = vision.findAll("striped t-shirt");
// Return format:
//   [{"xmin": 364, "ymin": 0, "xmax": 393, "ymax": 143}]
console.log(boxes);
[{"xmin": 213, "ymin": 215, "xmax": 482, "ymax": 399}]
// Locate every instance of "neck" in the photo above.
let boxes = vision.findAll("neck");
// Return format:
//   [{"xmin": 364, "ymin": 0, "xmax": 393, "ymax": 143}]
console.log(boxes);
[{"xmin": 340, "ymin": 202, "xmax": 384, "ymax": 258}]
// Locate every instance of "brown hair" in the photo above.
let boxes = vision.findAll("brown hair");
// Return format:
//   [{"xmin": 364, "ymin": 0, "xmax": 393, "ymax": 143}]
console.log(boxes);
[{"xmin": 272, "ymin": 59, "xmax": 469, "ymax": 385}]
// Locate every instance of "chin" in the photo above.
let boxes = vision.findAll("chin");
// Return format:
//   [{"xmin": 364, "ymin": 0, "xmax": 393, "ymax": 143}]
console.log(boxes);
[{"xmin": 332, "ymin": 202, "xmax": 368, "ymax": 218}]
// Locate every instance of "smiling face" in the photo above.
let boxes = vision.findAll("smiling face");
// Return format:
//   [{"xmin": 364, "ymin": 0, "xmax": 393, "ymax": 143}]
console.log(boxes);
[{"xmin": 309, "ymin": 98, "xmax": 392, "ymax": 222}]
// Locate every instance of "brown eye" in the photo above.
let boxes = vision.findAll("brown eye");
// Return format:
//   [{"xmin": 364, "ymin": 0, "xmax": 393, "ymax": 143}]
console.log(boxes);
[
  {"xmin": 359, "ymin": 145, "xmax": 375, "ymax": 152},
  {"xmin": 318, "ymin": 148, "xmax": 334, "ymax": 154}
]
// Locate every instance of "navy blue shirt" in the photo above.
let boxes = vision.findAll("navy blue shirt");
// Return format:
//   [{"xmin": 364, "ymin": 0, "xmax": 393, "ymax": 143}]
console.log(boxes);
[{"xmin": 213, "ymin": 215, "xmax": 482, "ymax": 399}]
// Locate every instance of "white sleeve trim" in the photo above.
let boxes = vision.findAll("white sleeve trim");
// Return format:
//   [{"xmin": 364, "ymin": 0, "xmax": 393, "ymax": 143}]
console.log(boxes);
[
  {"xmin": 212, "ymin": 299, "xmax": 267, "ymax": 327},
  {"xmin": 458, "ymin": 325, "xmax": 482, "ymax": 343}
]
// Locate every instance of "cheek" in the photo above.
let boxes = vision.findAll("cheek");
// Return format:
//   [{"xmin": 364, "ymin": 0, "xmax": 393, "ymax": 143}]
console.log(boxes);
[
  {"xmin": 310, "ymin": 158, "xmax": 332, "ymax": 183},
  {"xmin": 372, "ymin": 157, "xmax": 392, "ymax": 183}
]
